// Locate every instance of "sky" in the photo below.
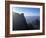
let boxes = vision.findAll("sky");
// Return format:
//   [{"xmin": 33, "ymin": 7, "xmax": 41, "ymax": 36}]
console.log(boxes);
[{"xmin": 12, "ymin": 7, "xmax": 40, "ymax": 16}]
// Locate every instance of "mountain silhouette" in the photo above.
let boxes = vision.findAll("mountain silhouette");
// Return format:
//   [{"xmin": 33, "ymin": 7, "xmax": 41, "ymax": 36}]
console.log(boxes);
[{"xmin": 13, "ymin": 13, "xmax": 28, "ymax": 30}]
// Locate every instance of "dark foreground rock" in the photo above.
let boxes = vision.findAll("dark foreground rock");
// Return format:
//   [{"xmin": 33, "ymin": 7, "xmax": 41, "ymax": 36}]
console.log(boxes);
[{"xmin": 13, "ymin": 13, "xmax": 28, "ymax": 30}]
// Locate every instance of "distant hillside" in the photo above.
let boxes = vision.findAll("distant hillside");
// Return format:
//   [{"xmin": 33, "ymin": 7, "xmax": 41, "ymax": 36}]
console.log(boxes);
[{"xmin": 25, "ymin": 16, "xmax": 40, "ymax": 24}]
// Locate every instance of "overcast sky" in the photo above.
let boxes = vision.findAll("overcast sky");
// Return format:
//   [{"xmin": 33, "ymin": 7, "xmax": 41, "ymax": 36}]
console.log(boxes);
[{"xmin": 12, "ymin": 7, "xmax": 40, "ymax": 16}]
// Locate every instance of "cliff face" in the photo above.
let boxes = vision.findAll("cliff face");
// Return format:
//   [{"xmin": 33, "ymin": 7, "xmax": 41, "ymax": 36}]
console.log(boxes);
[{"xmin": 13, "ymin": 13, "xmax": 28, "ymax": 30}]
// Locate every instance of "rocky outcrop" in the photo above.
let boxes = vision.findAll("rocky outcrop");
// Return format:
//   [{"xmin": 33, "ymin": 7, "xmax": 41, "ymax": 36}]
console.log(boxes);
[{"xmin": 13, "ymin": 13, "xmax": 28, "ymax": 30}]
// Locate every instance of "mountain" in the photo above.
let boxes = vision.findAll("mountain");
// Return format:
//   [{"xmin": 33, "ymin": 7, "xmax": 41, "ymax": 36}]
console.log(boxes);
[{"xmin": 25, "ymin": 16, "xmax": 40, "ymax": 24}]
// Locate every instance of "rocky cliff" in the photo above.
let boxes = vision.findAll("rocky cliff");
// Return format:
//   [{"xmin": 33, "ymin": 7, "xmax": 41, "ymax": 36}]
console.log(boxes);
[{"xmin": 13, "ymin": 13, "xmax": 28, "ymax": 30}]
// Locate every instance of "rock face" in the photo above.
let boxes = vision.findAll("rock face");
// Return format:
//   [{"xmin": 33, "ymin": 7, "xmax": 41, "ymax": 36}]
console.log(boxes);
[{"xmin": 13, "ymin": 13, "xmax": 28, "ymax": 30}]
